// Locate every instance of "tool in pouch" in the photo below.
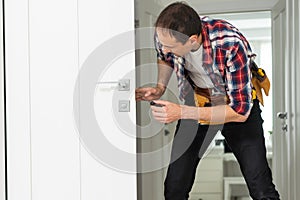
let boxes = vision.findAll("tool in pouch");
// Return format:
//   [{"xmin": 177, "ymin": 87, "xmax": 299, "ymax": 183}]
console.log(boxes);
[
  {"xmin": 250, "ymin": 59, "xmax": 270, "ymax": 106},
  {"xmin": 193, "ymin": 59, "xmax": 270, "ymax": 124}
]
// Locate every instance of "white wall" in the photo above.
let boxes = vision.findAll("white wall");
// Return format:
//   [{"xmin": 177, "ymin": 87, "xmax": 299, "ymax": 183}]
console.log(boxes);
[
  {"xmin": 0, "ymin": 0, "xmax": 6, "ymax": 199},
  {"xmin": 5, "ymin": 0, "xmax": 32, "ymax": 198}
]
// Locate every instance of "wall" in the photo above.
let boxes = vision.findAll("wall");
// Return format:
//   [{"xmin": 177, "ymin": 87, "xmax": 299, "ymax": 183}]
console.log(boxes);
[{"xmin": 0, "ymin": 0, "xmax": 6, "ymax": 199}]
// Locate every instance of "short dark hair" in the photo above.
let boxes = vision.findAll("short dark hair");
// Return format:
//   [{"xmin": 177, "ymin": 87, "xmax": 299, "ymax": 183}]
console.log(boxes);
[{"xmin": 155, "ymin": 2, "xmax": 202, "ymax": 44}]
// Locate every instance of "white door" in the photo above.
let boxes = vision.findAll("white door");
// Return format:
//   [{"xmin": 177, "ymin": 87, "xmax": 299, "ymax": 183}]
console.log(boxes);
[
  {"xmin": 78, "ymin": 1, "xmax": 136, "ymax": 199},
  {"xmin": 271, "ymin": 1, "xmax": 289, "ymax": 199},
  {"xmin": 271, "ymin": 0, "xmax": 300, "ymax": 199},
  {"xmin": 5, "ymin": 0, "xmax": 136, "ymax": 199}
]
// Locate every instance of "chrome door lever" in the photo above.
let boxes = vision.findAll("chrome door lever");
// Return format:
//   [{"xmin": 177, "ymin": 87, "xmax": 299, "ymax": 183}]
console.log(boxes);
[{"xmin": 97, "ymin": 79, "xmax": 130, "ymax": 91}]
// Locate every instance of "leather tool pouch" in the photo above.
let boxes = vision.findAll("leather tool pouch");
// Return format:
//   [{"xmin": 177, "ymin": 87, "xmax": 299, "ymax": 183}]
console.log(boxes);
[{"xmin": 194, "ymin": 87, "xmax": 228, "ymax": 124}]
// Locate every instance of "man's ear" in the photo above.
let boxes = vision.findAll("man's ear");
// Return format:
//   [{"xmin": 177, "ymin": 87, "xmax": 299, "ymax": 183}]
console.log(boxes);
[{"xmin": 189, "ymin": 35, "xmax": 199, "ymax": 45}]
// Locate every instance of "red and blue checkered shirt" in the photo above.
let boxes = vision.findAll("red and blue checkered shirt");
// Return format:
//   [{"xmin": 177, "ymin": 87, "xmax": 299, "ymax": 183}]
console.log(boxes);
[{"xmin": 155, "ymin": 16, "xmax": 254, "ymax": 116}]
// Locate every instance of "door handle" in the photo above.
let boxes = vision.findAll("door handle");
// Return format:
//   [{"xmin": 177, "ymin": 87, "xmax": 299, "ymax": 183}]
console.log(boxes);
[
  {"xmin": 97, "ymin": 79, "xmax": 130, "ymax": 91},
  {"xmin": 277, "ymin": 112, "xmax": 287, "ymax": 119},
  {"xmin": 277, "ymin": 112, "xmax": 288, "ymax": 133}
]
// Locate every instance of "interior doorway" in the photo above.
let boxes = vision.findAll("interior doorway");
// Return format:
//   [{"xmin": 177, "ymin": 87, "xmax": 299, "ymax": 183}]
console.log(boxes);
[{"xmin": 135, "ymin": 6, "xmax": 274, "ymax": 199}]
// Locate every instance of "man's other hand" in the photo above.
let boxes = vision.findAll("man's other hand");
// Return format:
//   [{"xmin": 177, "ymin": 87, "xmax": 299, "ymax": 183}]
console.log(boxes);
[{"xmin": 135, "ymin": 86, "xmax": 164, "ymax": 101}]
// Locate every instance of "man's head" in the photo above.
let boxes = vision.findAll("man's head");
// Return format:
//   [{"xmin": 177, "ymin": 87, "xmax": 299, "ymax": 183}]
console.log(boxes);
[{"xmin": 155, "ymin": 2, "xmax": 202, "ymax": 56}]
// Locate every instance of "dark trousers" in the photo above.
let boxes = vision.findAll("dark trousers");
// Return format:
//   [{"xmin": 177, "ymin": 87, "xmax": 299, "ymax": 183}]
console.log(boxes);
[{"xmin": 164, "ymin": 99, "xmax": 280, "ymax": 200}]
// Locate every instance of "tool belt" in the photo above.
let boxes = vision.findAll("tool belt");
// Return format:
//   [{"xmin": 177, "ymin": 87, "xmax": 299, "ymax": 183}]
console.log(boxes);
[
  {"xmin": 250, "ymin": 59, "xmax": 270, "ymax": 106},
  {"xmin": 193, "ymin": 59, "xmax": 270, "ymax": 124},
  {"xmin": 193, "ymin": 87, "xmax": 229, "ymax": 125}
]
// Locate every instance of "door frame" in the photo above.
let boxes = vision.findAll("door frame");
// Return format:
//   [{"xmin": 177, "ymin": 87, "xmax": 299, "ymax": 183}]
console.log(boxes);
[
  {"xmin": 271, "ymin": 0, "xmax": 288, "ymax": 198},
  {"xmin": 135, "ymin": 1, "xmax": 165, "ymax": 199}
]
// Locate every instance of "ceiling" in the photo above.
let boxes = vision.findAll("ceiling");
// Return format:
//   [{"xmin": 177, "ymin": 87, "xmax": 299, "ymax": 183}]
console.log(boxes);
[
  {"xmin": 156, "ymin": 0, "xmax": 273, "ymax": 41},
  {"xmin": 159, "ymin": 0, "xmax": 279, "ymax": 14}
]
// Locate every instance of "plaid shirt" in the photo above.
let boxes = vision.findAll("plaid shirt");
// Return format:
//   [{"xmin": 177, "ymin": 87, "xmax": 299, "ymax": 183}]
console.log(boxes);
[{"xmin": 154, "ymin": 16, "xmax": 254, "ymax": 116}]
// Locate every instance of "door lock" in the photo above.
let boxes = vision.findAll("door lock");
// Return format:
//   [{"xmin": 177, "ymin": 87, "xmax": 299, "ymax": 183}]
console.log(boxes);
[
  {"xmin": 119, "ymin": 100, "xmax": 130, "ymax": 112},
  {"xmin": 282, "ymin": 124, "xmax": 288, "ymax": 132}
]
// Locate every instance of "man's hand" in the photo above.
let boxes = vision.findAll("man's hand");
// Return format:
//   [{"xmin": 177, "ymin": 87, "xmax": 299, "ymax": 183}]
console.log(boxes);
[
  {"xmin": 135, "ymin": 86, "xmax": 164, "ymax": 101},
  {"xmin": 150, "ymin": 100, "xmax": 182, "ymax": 123}
]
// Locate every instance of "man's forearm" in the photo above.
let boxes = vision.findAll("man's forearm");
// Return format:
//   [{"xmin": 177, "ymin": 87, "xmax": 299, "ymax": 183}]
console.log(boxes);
[{"xmin": 181, "ymin": 105, "xmax": 248, "ymax": 123}]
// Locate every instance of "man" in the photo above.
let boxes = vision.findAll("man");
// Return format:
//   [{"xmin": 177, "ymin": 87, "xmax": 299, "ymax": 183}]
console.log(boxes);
[{"xmin": 135, "ymin": 2, "xmax": 280, "ymax": 200}]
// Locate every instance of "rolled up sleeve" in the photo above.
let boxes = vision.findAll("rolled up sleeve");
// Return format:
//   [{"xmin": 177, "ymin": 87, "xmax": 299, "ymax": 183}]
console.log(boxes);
[{"xmin": 226, "ymin": 41, "xmax": 253, "ymax": 116}]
